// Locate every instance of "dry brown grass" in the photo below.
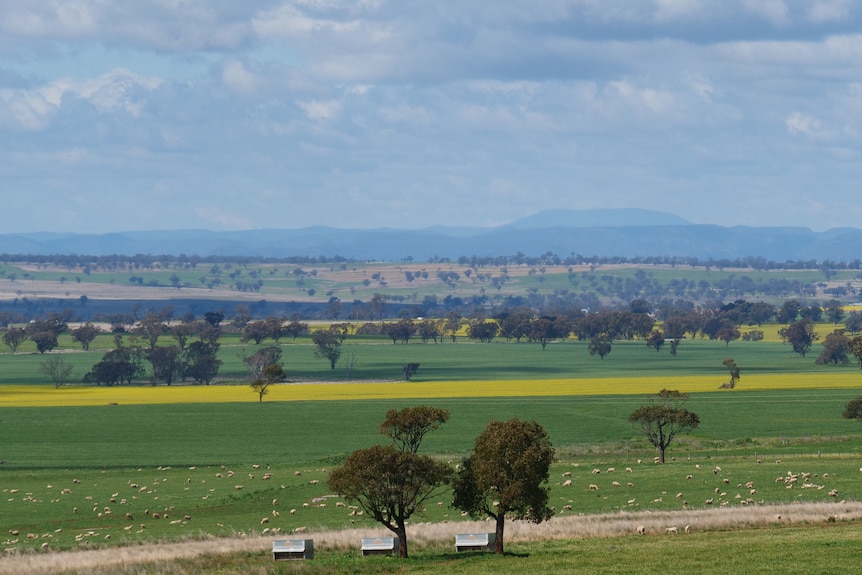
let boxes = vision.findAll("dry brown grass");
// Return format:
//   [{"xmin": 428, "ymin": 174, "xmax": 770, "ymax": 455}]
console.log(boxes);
[{"xmin": 3, "ymin": 501, "xmax": 860, "ymax": 575}]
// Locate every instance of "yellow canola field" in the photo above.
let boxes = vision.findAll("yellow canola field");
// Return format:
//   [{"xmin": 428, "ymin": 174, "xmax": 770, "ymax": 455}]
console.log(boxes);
[{"xmin": 1, "ymin": 372, "xmax": 861, "ymax": 407}]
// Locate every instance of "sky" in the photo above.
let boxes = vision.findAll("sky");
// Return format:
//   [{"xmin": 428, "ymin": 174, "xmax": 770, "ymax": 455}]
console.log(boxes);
[{"xmin": 1, "ymin": 0, "xmax": 862, "ymax": 234}]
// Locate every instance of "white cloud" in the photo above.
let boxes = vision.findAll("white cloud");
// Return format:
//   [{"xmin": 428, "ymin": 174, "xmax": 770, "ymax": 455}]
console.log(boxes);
[
  {"xmin": 0, "ymin": 68, "xmax": 161, "ymax": 129},
  {"xmin": 298, "ymin": 99, "xmax": 341, "ymax": 121},
  {"xmin": 785, "ymin": 111, "xmax": 822, "ymax": 136},
  {"xmin": 742, "ymin": 0, "xmax": 790, "ymax": 27},
  {"xmin": 221, "ymin": 59, "xmax": 263, "ymax": 93},
  {"xmin": 652, "ymin": 0, "xmax": 706, "ymax": 22},
  {"xmin": 808, "ymin": 0, "xmax": 851, "ymax": 24}
]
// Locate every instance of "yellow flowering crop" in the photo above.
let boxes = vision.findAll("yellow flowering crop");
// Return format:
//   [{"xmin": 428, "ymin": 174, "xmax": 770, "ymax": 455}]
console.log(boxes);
[{"xmin": 1, "ymin": 372, "xmax": 860, "ymax": 408}]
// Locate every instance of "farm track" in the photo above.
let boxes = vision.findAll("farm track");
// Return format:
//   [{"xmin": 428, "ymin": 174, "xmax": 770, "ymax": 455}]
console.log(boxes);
[{"xmin": 3, "ymin": 501, "xmax": 861, "ymax": 575}]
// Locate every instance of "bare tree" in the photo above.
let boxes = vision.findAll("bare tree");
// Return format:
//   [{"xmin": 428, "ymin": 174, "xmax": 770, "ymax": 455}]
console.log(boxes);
[{"xmin": 39, "ymin": 356, "xmax": 73, "ymax": 388}]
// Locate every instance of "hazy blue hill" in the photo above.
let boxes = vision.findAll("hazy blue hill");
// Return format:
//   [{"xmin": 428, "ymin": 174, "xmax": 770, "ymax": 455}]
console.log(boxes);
[
  {"xmin": 2, "ymin": 210, "xmax": 861, "ymax": 261},
  {"xmin": 505, "ymin": 208, "xmax": 691, "ymax": 229}
]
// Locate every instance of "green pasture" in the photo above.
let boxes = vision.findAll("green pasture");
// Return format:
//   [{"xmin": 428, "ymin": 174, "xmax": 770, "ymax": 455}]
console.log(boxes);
[
  {"xmin": 4, "ymin": 335, "xmax": 862, "ymax": 387},
  {"xmin": 3, "ymin": 390, "xmax": 862, "ymax": 470},
  {"xmin": 110, "ymin": 523, "xmax": 862, "ymax": 575},
  {"xmin": 1, "ymin": 387, "xmax": 862, "ymax": 553}
]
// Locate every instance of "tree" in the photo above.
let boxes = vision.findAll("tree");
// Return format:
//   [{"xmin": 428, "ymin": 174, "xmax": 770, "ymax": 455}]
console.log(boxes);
[
  {"xmin": 444, "ymin": 311, "xmax": 462, "ymax": 343},
  {"xmin": 845, "ymin": 311, "xmax": 862, "ymax": 334},
  {"xmin": 183, "ymin": 341, "xmax": 222, "ymax": 385},
  {"xmin": 170, "ymin": 322, "xmax": 196, "ymax": 352},
  {"xmin": 452, "ymin": 418, "xmax": 555, "ymax": 555},
  {"xmin": 383, "ymin": 319, "xmax": 415, "ymax": 344},
  {"xmin": 417, "ymin": 320, "xmax": 441, "ymax": 344},
  {"xmin": 468, "ymin": 321, "xmax": 499, "ymax": 343},
  {"xmin": 779, "ymin": 319, "xmax": 818, "ymax": 357},
  {"xmin": 284, "ymin": 320, "xmax": 309, "ymax": 341},
  {"xmin": 529, "ymin": 318, "xmax": 558, "ymax": 350},
  {"xmin": 716, "ymin": 325, "xmax": 741, "ymax": 347},
  {"xmin": 378, "ymin": 405, "xmax": 450, "ymax": 453},
  {"xmin": 242, "ymin": 346, "xmax": 283, "ymax": 378},
  {"xmin": 251, "ymin": 362, "xmax": 285, "ymax": 402},
  {"xmin": 850, "ymin": 335, "xmax": 862, "ymax": 369},
  {"xmin": 721, "ymin": 358, "xmax": 740, "ymax": 389},
  {"xmin": 3, "ymin": 327, "xmax": 27, "ymax": 353},
  {"xmin": 402, "ymin": 362, "xmax": 420, "ymax": 380},
  {"xmin": 815, "ymin": 329, "xmax": 850, "ymax": 365},
  {"xmin": 312, "ymin": 330, "xmax": 342, "ymax": 370},
  {"xmin": 83, "ymin": 346, "xmax": 145, "ymax": 386},
  {"xmin": 588, "ymin": 335, "xmax": 612, "ymax": 359},
  {"xmin": 328, "ymin": 446, "xmax": 449, "ymax": 558},
  {"xmin": 777, "ymin": 299, "xmax": 802, "ymax": 324},
  {"xmin": 203, "ymin": 311, "xmax": 224, "ymax": 327},
  {"xmin": 498, "ymin": 310, "xmax": 532, "ymax": 343},
  {"xmin": 71, "ymin": 323, "xmax": 100, "ymax": 351},
  {"xmin": 843, "ymin": 397, "xmax": 862, "ymax": 421},
  {"xmin": 134, "ymin": 314, "xmax": 167, "ymax": 349},
  {"xmin": 147, "ymin": 345, "xmax": 182, "ymax": 385},
  {"xmin": 646, "ymin": 329, "xmax": 665, "ymax": 352},
  {"xmin": 39, "ymin": 356, "xmax": 73, "ymax": 388},
  {"xmin": 241, "ymin": 321, "xmax": 270, "ymax": 345},
  {"xmin": 747, "ymin": 302, "xmax": 776, "ymax": 325},
  {"xmin": 629, "ymin": 389, "xmax": 700, "ymax": 463},
  {"xmin": 30, "ymin": 331, "xmax": 59, "ymax": 354},
  {"xmin": 825, "ymin": 300, "xmax": 844, "ymax": 325}
]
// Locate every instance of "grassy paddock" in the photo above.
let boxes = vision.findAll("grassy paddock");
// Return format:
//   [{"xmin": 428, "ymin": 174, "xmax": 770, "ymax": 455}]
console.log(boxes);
[
  {"xmin": 4, "ymin": 508, "xmax": 862, "ymax": 575},
  {"xmin": 3, "ymin": 336, "xmax": 861, "ymax": 388},
  {"xmin": 1, "ymin": 388, "xmax": 862, "ymax": 553},
  {"xmin": 2, "ymin": 390, "xmax": 862, "ymax": 468}
]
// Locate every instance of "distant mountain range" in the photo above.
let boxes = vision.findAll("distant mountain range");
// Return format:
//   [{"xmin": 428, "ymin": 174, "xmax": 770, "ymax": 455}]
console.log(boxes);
[{"xmin": 3, "ymin": 209, "xmax": 862, "ymax": 262}]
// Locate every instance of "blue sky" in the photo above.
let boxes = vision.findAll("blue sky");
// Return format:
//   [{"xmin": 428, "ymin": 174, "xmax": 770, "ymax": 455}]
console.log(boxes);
[{"xmin": 1, "ymin": 0, "xmax": 861, "ymax": 233}]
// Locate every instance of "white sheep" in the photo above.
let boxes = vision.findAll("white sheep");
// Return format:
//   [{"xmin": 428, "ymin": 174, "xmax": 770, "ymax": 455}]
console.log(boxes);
[{"xmin": 636, "ymin": 525, "xmax": 646, "ymax": 535}]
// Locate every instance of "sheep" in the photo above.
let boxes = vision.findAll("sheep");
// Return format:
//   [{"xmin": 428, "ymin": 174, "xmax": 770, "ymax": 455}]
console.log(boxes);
[
  {"xmin": 592, "ymin": 468, "xmax": 601, "ymax": 475},
  {"xmin": 260, "ymin": 517, "xmax": 269, "ymax": 524},
  {"xmin": 665, "ymin": 527, "xmax": 678, "ymax": 534},
  {"xmin": 686, "ymin": 474, "xmax": 693, "ymax": 480},
  {"xmin": 606, "ymin": 467, "xmax": 616, "ymax": 474},
  {"xmin": 562, "ymin": 471, "xmax": 572, "ymax": 477},
  {"xmin": 625, "ymin": 467, "xmax": 633, "ymax": 473},
  {"xmin": 627, "ymin": 482, "xmax": 634, "ymax": 487},
  {"xmin": 589, "ymin": 484, "xmax": 599, "ymax": 491},
  {"xmin": 562, "ymin": 479, "xmax": 572, "ymax": 487},
  {"xmin": 684, "ymin": 525, "xmax": 691, "ymax": 534},
  {"xmin": 293, "ymin": 526, "xmax": 307, "ymax": 534},
  {"xmin": 611, "ymin": 481, "xmax": 621, "ymax": 487},
  {"xmin": 636, "ymin": 525, "xmax": 646, "ymax": 535}
]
